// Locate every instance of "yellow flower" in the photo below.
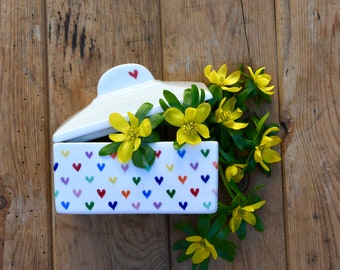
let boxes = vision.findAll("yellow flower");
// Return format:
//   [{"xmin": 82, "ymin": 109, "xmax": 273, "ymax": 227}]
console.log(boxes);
[
  {"xmin": 247, "ymin": 66, "xmax": 275, "ymax": 95},
  {"xmin": 108, "ymin": 112, "xmax": 152, "ymax": 163},
  {"xmin": 229, "ymin": 200, "xmax": 266, "ymax": 233},
  {"xmin": 185, "ymin": 236, "xmax": 218, "ymax": 264},
  {"xmin": 254, "ymin": 126, "xmax": 281, "ymax": 171},
  {"xmin": 164, "ymin": 103, "xmax": 211, "ymax": 145},
  {"xmin": 204, "ymin": 64, "xmax": 241, "ymax": 92},
  {"xmin": 215, "ymin": 97, "xmax": 248, "ymax": 130},
  {"xmin": 225, "ymin": 164, "xmax": 247, "ymax": 183}
]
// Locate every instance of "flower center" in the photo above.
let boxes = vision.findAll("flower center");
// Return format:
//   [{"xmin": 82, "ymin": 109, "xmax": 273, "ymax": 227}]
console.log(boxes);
[
  {"xmin": 127, "ymin": 127, "xmax": 138, "ymax": 141},
  {"xmin": 183, "ymin": 121, "xmax": 198, "ymax": 135}
]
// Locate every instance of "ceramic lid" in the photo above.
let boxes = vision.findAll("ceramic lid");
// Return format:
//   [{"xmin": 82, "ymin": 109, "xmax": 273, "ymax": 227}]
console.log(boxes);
[{"xmin": 53, "ymin": 63, "xmax": 212, "ymax": 142}]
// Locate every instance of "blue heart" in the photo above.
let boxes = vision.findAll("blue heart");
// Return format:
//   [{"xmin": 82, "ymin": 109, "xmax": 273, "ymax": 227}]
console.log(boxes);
[
  {"xmin": 177, "ymin": 149, "xmax": 186, "ymax": 158},
  {"xmin": 179, "ymin": 201, "xmax": 188, "ymax": 210},
  {"xmin": 142, "ymin": 190, "xmax": 152, "ymax": 199},
  {"xmin": 61, "ymin": 201, "xmax": 70, "ymax": 210},
  {"xmin": 53, "ymin": 162, "xmax": 59, "ymax": 171},
  {"xmin": 201, "ymin": 175, "xmax": 210, "ymax": 183},
  {"xmin": 97, "ymin": 163, "xmax": 105, "ymax": 171},
  {"xmin": 155, "ymin": 176, "xmax": 163, "ymax": 185},
  {"xmin": 108, "ymin": 201, "xmax": 118, "ymax": 210}
]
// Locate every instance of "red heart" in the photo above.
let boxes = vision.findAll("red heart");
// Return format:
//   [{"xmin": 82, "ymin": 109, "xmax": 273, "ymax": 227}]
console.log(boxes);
[
  {"xmin": 72, "ymin": 163, "xmax": 81, "ymax": 172},
  {"xmin": 128, "ymin": 69, "xmax": 138, "ymax": 79},
  {"xmin": 97, "ymin": 189, "xmax": 106, "ymax": 198},
  {"xmin": 190, "ymin": 188, "xmax": 199, "ymax": 197},
  {"xmin": 154, "ymin": 150, "xmax": 161, "ymax": 158},
  {"xmin": 110, "ymin": 153, "xmax": 117, "ymax": 159}
]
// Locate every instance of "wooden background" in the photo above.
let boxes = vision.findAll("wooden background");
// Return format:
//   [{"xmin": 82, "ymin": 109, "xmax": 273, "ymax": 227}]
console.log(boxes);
[{"xmin": 0, "ymin": 0, "xmax": 339, "ymax": 269}]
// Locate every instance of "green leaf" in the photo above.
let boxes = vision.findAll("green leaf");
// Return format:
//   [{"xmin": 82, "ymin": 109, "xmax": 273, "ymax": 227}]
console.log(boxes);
[
  {"xmin": 143, "ymin": 143, "xmax": 156, "ymax": 166},
  {"xmin": 207, "ymin": 214, "xmax": 227, "ymax": 239},
  {"xmin": 172, "ymin": 239, "xmax": 190, "ymax": 251},
  {"xmin": 199, "ymin": 88, "xmax": 206, "ymax": 104},
  {"xmin": 163, "ymin": 90, "xmax": 183, "ymax": 110},
  {"xmin": 142, "ymin": 131, "xmax": 160, "ymax": 143},
  {"xmin": 175, "ymin": 222, "xmax": 197, "ymax": 235},
  {"xmin": 237, "ymin": 220, "xmax": 247, "ymax": 240},
  {"xmin": 211, "ymin": 225, "xmax": 230, "ymax": 242},
  {"xmin": 177, "ymin": 251, "xmax": 192, "ymax": 263},
  {"xmin": 159, "ymin": 98, "xmax": 169, "ymax": 111},
  {"xmin": 253, "ymin": 213, "xmax": 265, "ymax": 232},
  {"xmin": 190, "ymin": 84, "xmax": 200, "ymax": 107},
  {"xmin": 198, "ymin": 214, "xmax": 210, "ymax": 237},
  {"xmin": 183, "ymin": 88, "xmax": 193, "ymax": 108},
  {"xmin": 98, "ymin": 142, "xmax": 119, "ymax": 156},
  {"xmin": 256, "ymin": 112, "xmax": 270, "ymax": 135},
  {"xmin": 131, "ymin": 149, "xmax": 145, "ymax": 169},
  {"xmin": 135, "ymin": 102, "xmax": 153, "ymax": 122},
  {"xmin": 149, "ymin": 113, "xmax": 164, "ymax": 129},
  {"xmin": 198, "ymin": 259, "xmax": 209, "ymax": 270}
]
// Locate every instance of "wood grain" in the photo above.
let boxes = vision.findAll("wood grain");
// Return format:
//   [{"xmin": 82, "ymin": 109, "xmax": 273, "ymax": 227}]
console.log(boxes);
[
  {"xmin": 276, "ymin": 0, "xmax": 340, "ymax": 269},
  {"xmin": 161, "ymin": 1, "xmax": 285, "ymax": 269},
  {"xmin": 0, "ymin": 0, "xmax": 51, "ymax": 269},
  {"xmin": 0, "ymin": 0, "xmax": 339, "ymax": 269},
  {"xmin": 47, "ymin": 1, "xmax": 168, "ymax": 269}
]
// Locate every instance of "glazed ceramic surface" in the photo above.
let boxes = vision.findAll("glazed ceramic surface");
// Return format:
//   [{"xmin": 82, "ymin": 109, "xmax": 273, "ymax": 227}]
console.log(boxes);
[{"xmin": 53, "ymin": 64, "xmax": 218, "ymax": 214}]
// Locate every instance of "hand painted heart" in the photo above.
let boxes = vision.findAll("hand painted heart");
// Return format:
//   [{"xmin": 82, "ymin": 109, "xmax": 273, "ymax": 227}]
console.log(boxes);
[
  {"xmin": 85, "ymin": 201, "xmax": 94, "ymax": 210},
  {"xmin": 53, "ymin": 163, "xmax": 59, "ymax": 171},
  {"xmin": 154, "ymin": 150, "xmax": 162, "ymax": 158},
  {"xmin": 142, "ymin": 190, "xmax": 151, "ymax": 199},
  {"xmin": 61, "ymin": 201, "xmax": 70, "ymax": 210},
  {"xmin": 128, "ymin": 69, "xmax": 138, "ymax": 79},
  {"xmin": 108, "ymin": 201, "xmax": 118, "ymax": 210},
  {"xmin": 85, "ymin": 151, "xmax": 93, "ymax": 159},
  {"xmin": 97, "ymin": 189, "xmax": 106, "ymax": 198},
  {"xmin": 97, "ymin": 163, "xmax": 105, "ymax": 171},
  {"xmin": 121, "ymin": 190, "xmax": 131, "ymax": 199},
  {"xmin": 132, "ymin": 202, "xmax": 141, "ymax": 210},
  {"xmin": 190, "ymin": 188, "xmax": 199, "ymax": 197},
  {"xmin": 177, "ymin": 149, "xmax": 186, "ymax": 158},
  {"xmin": 166, "ymin": 189, "xmax": 176, "ymax": 198},
  {"xmin": 61, "ymin": 177, "xmax": 69, "ymax": 185},
  {"xmin": 121, "ymin": 164, "xmax": 129, "ymax": 172},
  {"xmin": 179, "ymin": 201, "xmax": 188, "ymax": 210},
  {"xmin": 190, "ymin": 162, "xmax": 199, "ymax": 170},
  {"xmin": 155, "ymin": 176, "xmax": 163, "ymax": 185},
  {"xmin": 72, "ymin": 163, "xmax": 81, "ymax": 172},
  {"xmin": 153, "ymin": 202, "xmax": 162, "ymax": 210},
  {"xmin": 200, "ymin": 149, "xmax": 210, "ymax": 157},
  {"xmin": 201, "ymin": 175, "xmax": 210, "ymax": 183},
  {"xmin": 73, "ymin": 189, "xmax": 82, "ymax": 198},
  {"xmin": 178, "ymin": 175, "xmax": 187, "ymax": 184}
]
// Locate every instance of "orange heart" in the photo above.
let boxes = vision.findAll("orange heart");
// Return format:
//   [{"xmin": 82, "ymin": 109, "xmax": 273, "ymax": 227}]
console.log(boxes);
[
  {"xmin": 121, "ymin": 190, "xmax": 131, "ymax": 199},
  {"xmin": 178, "ymin": 175, "xmax": 187, "ymax": 184}
]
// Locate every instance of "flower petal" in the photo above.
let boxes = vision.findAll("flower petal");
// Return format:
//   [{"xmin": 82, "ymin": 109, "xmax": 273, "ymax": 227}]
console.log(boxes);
[
  {"xmin": 223, "ymin": 97, "xmax": 236, "ymax": 112},
  {"xmin": 192, "ymin": 247, "xmax": 210, "ymax": 264},
  {"xmin": 109, "ymin": 113, "xmax": 130, "ymax": 132},
  {"xmin": 184, "ymin": 107, "xmax": 197, "ymax": 122},
  {"xmin": 196, "ymin": 124, "xmax": 210, "ymax": 139},
  {"xmin": 164, "ymin": 108, "xmax": 186, "ymax": 127},
  {"xmin": 186, "ymin": 236, "xmax": 203, "ymax": 242},
  {"xmin": 224, "ymin": 70, "xmax": 241, "ymax": 85},
  {"xmin": 127, "ymin": 112, "xmax": 139, "ymax": 128},
  {"xmin": 217, "ymin": 64, "xmax": 227, "ymax": 77},
  {"xmin": 229, "ymin": 215, "xmax": 242, "ymax": 233},
  {"xmin": 109, "ymin": 133, "xmax": 126, "ymax": 142},
  {"xmin": 117, "ymin": 141, "xmax": 134, "ymax": 163},
  {"xmin": 243, "ymin": 200, "xmax": 266, "ymax": 212},
  {"xmin": 138, "ymin": 118, "xmax": 152, "ymax": 137},
  {"xmin": 195, "ymin": 103, "xmax": 211, "ymax": 123},
  {"xmin": 186, "ymin": 243, "xmax": 201, "ymax": 255},
  {"xmin": 242, "ymin": 211, "xmax": 257, "ymax": 225},
  {"xmin": 185, "ymin": 133, "xmax": 202, "ymax": 145},
  {"xmin": 177, "ymin": 128, "xmax": 187, "ymax": 145},
  {"xmin": 262, "ymin": 149, "xmax": 282, "ymax": 163}
]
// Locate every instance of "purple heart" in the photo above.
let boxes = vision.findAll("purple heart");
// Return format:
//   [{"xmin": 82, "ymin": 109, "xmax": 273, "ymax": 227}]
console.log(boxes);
[
  {"xmin": 108, "ymin": 201, "xmax": 118, "ymax": 210},
  {"xmin": 179, "ymin": 201, "xmax": 188, "ymax": 210},
  {"xmin": 201, "ymin": 175, "xmax": 210, "ymax": 183},
  {"xmin": 190, "ymin": 162, "xmax": 199, "ymax": 170},
  {"xmin": 155, "ymin": 176, "xmax": 163, "ymax": 185},
  {"xmin": 121, "ymin": 164, "xmax": 129, "ymax": 172},
  {"xmin": 61, "ymin": 177, "xmax": 69, "ymax": 185},
  {"xmin": 85, "ymin": 151, "xmax": 93, "ymax": 159},
  {"xmin": 153, "ymin": 202, "xmax": 162, "ymax": 210}
]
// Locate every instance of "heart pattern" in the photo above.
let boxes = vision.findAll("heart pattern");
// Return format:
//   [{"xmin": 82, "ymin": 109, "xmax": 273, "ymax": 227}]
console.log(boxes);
[{"xmin": 54, "ymin": 142, "xmax": 218, "ymax": 214}]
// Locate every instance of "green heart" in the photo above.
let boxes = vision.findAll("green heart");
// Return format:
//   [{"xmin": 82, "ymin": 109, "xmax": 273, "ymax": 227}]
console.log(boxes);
[
  {"xmin": 200, "ymin": 149, "xmax": 210, "ymax": 157},
  {"xmin": 166, "ymin": 189, "xmax": 176, "ymax": 198},
  {"xmin": 85, "ymin": 201, "xmax": 94, "ymax": 210},
  {"xmin": 85, "ymin": 176, "xmax": 94, "ymax": 183},
  {"xmin": 132, "ymin": 176, "xmax": 141, "ymax": 185}
]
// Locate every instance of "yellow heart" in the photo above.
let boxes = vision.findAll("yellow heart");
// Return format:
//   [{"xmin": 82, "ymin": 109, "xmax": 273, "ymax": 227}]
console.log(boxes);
[
  {"xmin": 109, "ymin": 177, "xmax": 117, "ymax": 184},
  {"xmin": 166, "ymin": 164, "xmax": 174, "ymax": 172},
  {"xmin": 61, "ymin": 150, "xmax": 70, "ymax": 158}
]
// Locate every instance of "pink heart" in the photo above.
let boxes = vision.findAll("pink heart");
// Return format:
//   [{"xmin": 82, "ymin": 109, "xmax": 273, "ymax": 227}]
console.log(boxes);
[
  {"xmin": 132, "ymin": 202, "xmax": 141, "ymax": 210},
  {"xmin": 73, "ymin": 189, "xmax": 82, "ymax": 198},
  {"xmin": 128, "ymin": 69, "xmax": 138, "ymax": 79}
]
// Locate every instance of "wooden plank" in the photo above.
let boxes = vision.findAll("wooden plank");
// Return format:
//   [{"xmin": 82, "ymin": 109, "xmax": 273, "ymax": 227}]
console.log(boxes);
[
  {"xmin": 161, "ymin": 0, "xmax": 285, "ymax": 269},
  {"xmin": 276, "ymin": 0, "xmax": 340, "ymax": 269},
  {"xmin": 47, "ymin": 1, "xmax": 169, "ymax": 269},
  {"xmin": 0, "ymin": 1, "xmax": 52, "ymax": 269}
]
